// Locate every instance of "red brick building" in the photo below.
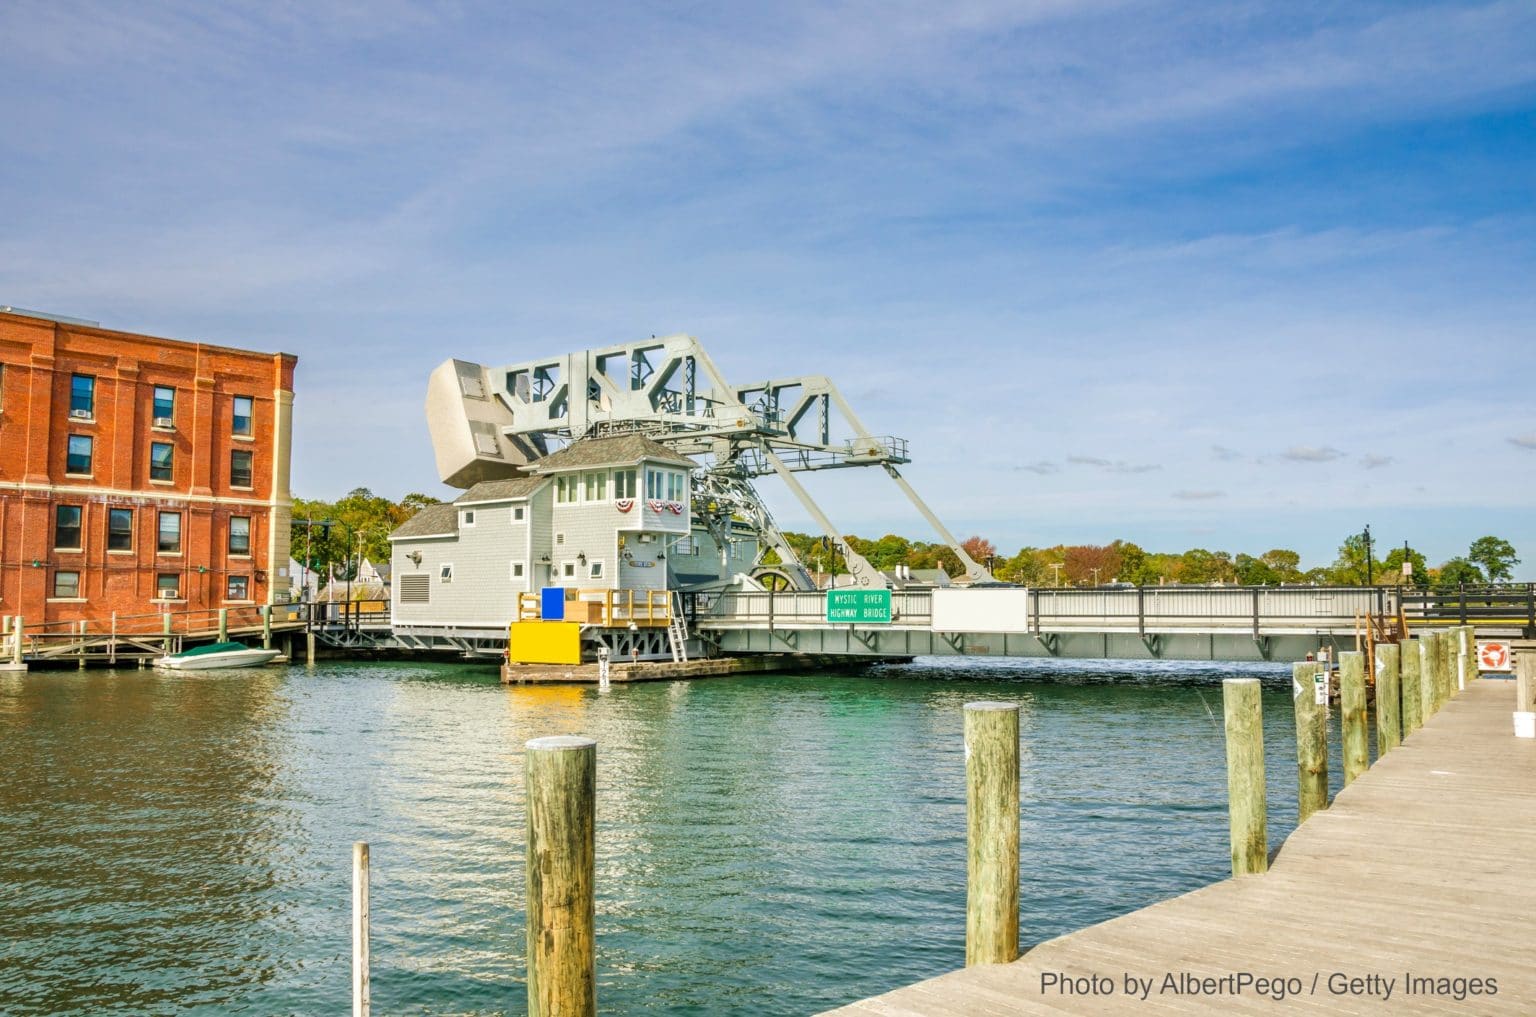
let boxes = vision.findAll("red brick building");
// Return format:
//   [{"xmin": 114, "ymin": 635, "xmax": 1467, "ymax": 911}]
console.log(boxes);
[{"xmin": 0, "ymin": 307, "xmax": 296, "ymax": 630}]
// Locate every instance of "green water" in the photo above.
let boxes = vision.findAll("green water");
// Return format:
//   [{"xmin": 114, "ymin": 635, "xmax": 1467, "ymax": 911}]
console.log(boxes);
[{"xmin": 0, "ymin": 658, "xmax": 1350, "ymax": 1016}]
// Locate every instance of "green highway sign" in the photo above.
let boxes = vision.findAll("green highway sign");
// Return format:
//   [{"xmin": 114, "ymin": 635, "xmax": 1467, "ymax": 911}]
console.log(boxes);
[{"xmin": 826, "ymin": 588, "xmax": 892, "ymax": 624}]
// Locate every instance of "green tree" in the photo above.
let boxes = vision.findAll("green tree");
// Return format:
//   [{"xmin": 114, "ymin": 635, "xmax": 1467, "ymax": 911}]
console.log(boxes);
[
  {"xmin": 1467, "ymin": 536, "xmax": 1519, "ymax": 582},
  {"xmin": 1327, "ymin": 533, "xmax": 1382, "ymax": 585},
  {"xmin": 1380, "ymin": 546, "xmax": 1429, "ymax": 589},
  {"xmin": 1436, "ymin": 557, "xmax": 1485, "ymax": 588},
  {"xmin": 1259, "ymin": 549, "xmax": 1304, "ymax": 583},
  {"xmin": 1234, "ymin": 553, "xmax": 1280, "ymax": 586}
]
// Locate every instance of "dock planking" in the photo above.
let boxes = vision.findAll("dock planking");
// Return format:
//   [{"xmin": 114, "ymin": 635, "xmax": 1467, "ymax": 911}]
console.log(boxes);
[{"xmin": 822, "ymin": 678, "xmax": 1535, "ymax": 1014}]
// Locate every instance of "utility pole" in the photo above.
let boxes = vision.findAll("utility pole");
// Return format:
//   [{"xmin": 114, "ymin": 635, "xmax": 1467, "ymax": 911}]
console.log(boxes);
[
  {"xmin": 1363, "ymin": 524, "xmax": 1374, "ymax": 586},
  {"xmin": 1049, "ymin": 562, "xmax": 1064, "ymax": 587}
]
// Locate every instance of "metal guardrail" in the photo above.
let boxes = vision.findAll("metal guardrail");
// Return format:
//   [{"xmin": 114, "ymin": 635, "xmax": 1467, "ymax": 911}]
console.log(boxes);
[{"xmin": 698, "ymin": 586, "xmax": 1394, "ymax": 634}]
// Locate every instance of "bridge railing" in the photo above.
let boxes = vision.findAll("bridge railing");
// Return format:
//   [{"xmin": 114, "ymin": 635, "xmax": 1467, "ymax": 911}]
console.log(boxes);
[
  {"xmin": 700, "ymin": 585, "xmax": 1395, "ymax": 632},
  {"xmin": 1400, "ymin": 584, "xmax": 1536, "ymax": 630}
]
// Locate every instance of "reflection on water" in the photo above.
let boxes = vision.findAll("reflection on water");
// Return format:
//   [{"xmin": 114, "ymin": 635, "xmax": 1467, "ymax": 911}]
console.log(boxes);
[{"xmin": 0, "ymin": 657, "xmax": 1342, "ymax": 1016}]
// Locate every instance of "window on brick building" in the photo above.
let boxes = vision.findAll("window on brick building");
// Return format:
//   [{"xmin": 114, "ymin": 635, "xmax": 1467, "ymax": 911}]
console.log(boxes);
[
  {"xmin": 108, "ymin": 508, "xmax": 134, "ymax": 551},
  {"xmin": 69, "ymin": 374, "xmax": 95, "ymax": 418},
  {"xmin": 229, "ymin": 516, "xmax": 251, "ymax": 555},
  {"xmin": 158, "ymin": 512, "xmax": 182, "ymax": 553},
  {"xmin": 156, "ymin": 573, "xmax": 180, "ymax": 599},
  {"xmin": 233, "ymin": 395, "xmax": 253, "ymax": 436},
  {"xmin": 55, "ymin": 505, "xmax": 83, "ymax": 550},
  {"xmin": 150, "ymin": 442, "xmax": 174, "ymax": 482},
  {"xmin": 66, "ymin": 434, "xmax": 93, "ymax": 475},
  {"xmin": 152, "ymin": 386, "xmax": 175, "ymax": 422},
  {"xmin": 230, "ymin": 449, "xmax": 253, "ymax": 488},
  {"xmin": 53, "ymin": 571, "xmax": 80, "ymax": 599},
  {"xmin": 227, "ymin": 575, "xmax": 250, "ymax": 601}
]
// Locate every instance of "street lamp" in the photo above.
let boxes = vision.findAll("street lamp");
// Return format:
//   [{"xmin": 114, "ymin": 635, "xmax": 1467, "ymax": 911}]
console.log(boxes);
[
  {"xmin": 1363, "ymin": 524, "xmax": 1373, "ymax": 586},
  {"xmin": 1090, "ymin": 567, "xmax": 1101, "ymax": 587}
]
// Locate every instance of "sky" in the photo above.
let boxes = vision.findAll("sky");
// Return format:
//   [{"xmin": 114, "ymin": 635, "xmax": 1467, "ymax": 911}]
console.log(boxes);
[{"xmin": 2, "ymin": 1, "xmax": 1533, "ymax": 576}]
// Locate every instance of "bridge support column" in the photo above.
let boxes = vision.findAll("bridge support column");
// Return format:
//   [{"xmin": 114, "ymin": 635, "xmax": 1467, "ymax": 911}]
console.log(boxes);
[
  {"xmin": 964, "ymin": 701, "xmax": 1019, "ymax": 965},
  {"xmin": 1292, "ymin": 662, "xmax": 1328, "ymax": 821},
  {"xmin": 1223, "ymin": 678, "xmax": 1267, "ymax": 876}
]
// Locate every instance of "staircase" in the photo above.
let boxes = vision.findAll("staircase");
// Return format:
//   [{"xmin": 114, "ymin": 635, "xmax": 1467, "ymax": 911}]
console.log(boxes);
[{"xmin": 667, "ymin": 592, "xmax": 690, "ymax": 664}]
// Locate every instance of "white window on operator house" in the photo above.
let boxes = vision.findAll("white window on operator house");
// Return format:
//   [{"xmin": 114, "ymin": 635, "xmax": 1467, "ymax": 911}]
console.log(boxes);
[
  {"xmin": 512, "ymin": 505, "xmax": 525, "ymax": 523},
  {"xmin": 561, "ymin": 561, "xmax": 577, "ymax": 579},
  {"xmin": 645, "ymin": 469, "xmax": 662, "ymax": 499},
  {"xmin": 462, "ymin": 509, "xmax": 476, "ymax": 527},
  {"xmin": 510, "ymin": 561, "xmax": 525, "ymax": 581},
  {"xmin": 667, "ymin": 471, "xmax": 686, "ymax": 501},
  {"xmin": 584, "ymin": 471, "xmax": 606, "ymax": 500},
  {"xmin": 588, "ymin": 560, "xmax": 604, "ymax": 580},
  {"xmin": 555, "ymin": 475, "xmax": 579, "ymax": 504},
  {"xmin": 439, "ymin": 563, "xmax": 454, "ymax": 583},
  {"xmin": 614, "ymin": 469, "xmax": 637, "ymax": 498}
]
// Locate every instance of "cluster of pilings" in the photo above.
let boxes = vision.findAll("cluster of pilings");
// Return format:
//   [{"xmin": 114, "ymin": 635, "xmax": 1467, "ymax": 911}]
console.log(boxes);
[{"xmin": 1221, "ymin": 626, "xmax": 1480, "ymax": 876}]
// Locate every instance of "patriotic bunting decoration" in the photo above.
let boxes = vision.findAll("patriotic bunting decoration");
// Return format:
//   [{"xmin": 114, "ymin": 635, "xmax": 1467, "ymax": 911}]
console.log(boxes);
[
  {"xmin": 614, "ymin": 498, "xmax": 634, "ymax": 513},
  {"xmin": 647, "ymin": 499, "xmax": 665, "ymax": 513},
  {"xmin": 666, "ymin": 501, "xmax": 685, "ymax": 514}
]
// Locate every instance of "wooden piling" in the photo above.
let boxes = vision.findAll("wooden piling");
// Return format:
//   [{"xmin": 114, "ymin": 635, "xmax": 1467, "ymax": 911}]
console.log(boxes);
[
  {"xmin": 1518, "ymin": 654, "xmax": 1533, "ymax": 715},
  {"xmin": 12, "ymin": 615, "xmax": 23, "ymax": 667},
  {"xmin": 1375, "ymin": 642, "xmax": 1401, "ymax": 754},
  {"xmin": 1339, "ymin": 652, "xmax": 1369, "ymax": 784},
  {"xmin": 306, "ymin": 631, "xmax": 316, "ymax": 665},
  {"xmin": 1420, "ymin": 632, "xmax": 1443, "ymax": 717},
  {"xmin": 964, "ymin": 701, "xmax": 1020, "ymax": 965},
  {"xmin": 525, "ymin": 735, "xmax": 597, "ymax": 1017},
  {"xmin": 1292, "ymin": 661, "xmax": 1328, "ymax": 822},
  {"xmin": 1222, "ymin": 678, "xmax": 1267, "ymax": 876},
  {"xmin": 77, "ymin": 620, "xmax": 87, "ymax": 670},
  {"xmin": 162, "ymin": 612, "xmax": 173, "ymax": 656},
  {"xmin": 262, "ymin": 605, "xmax": 273, "ymax": 650},
  {"xmin": 353, "ymin": 841, "xmax": 370, "ymax": 1017},
  {"xmin": 217, "ymin": 608, "xmax": 229, "ymax": 643}
]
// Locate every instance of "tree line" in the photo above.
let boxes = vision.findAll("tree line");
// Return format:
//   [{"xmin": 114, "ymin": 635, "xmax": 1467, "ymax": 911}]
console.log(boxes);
[
  {"xmin": 289, "ymin": 489, "xmax": 1522, "ymax": 592},
  {"xmin": 782, "ymin": 531, "xmax": 1522, "ymax": 589}
]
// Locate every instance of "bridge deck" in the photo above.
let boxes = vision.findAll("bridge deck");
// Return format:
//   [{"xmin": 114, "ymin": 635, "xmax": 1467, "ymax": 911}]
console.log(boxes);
[{"xmin": 822, "ymin": 678, "xmax": 1535, "ymax": 1015}]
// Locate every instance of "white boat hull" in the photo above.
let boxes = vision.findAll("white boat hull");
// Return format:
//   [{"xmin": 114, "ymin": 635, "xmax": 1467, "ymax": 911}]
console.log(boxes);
[{"xmin": 154, "ymin": 648, "xmax": 283, "ymax": 670}]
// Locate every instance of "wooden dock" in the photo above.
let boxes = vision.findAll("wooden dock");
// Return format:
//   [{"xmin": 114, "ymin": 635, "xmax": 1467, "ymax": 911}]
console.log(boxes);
[{"xmin": 823, "ymin": 677, "xmax": 1535, "ymax": 1014}]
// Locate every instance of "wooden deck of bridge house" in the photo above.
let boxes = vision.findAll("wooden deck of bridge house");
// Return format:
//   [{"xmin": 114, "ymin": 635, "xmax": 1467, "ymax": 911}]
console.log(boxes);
[{"xmin": 822, "ymin": 677, "xmax": 1535, "ymax": 1015}]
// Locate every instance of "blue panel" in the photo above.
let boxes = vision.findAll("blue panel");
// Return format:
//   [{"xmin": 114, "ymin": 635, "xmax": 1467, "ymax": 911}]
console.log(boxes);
[{"xmin": 541, "ymin": 586, "xmax": 565, "ymax": 620}]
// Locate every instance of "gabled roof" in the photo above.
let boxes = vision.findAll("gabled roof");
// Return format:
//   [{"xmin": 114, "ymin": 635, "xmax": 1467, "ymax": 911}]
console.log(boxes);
[
  {"xmin": 454, "ymin": 476, "xmax": 546, "ymax": 504},
  {"xmin": 531, "ymin": 433, "xmax": 694, "ymax": 474},
  {"xmin": 389, "ymin": 503, "xmax": 459, "ymax": 540}
]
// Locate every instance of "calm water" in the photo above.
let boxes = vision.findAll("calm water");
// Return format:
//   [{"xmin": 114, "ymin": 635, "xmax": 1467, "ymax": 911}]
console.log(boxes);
[{"xmin": 0, "ymin": 658, "xmax": 1357, "ymax": 1016}]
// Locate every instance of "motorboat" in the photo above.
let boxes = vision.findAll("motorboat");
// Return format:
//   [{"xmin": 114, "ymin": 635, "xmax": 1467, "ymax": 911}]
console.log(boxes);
[{"xmin": 154, "ymin": 641, "xmax": 282, "ymax": 670}]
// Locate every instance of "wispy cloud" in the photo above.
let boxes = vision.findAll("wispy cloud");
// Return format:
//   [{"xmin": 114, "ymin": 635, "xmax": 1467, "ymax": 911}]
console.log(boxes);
[
  {"xmin": 1510, "ymin": 435, "xmax": 1536, "ymax": 450},
  {"xmin": 1282, "ymin": 445, "xmax": 1346, "ymax": 463},
  {"xmin": 1066, "ymin": 455, "xmax": 1161, "ymax": 474},
  {"xmin": 1359, "ymin": 454, "xmax": 1394, "ymax": 469},
  {"xmin": 1211, "ymin": 445, "xmax": 1244, "ymax": 462},
  {"xmin": 1017, "ymin": 461, "xmax": 1060, "ymax": 475},
  {"xmin": 1172, "ymin": 489, "xmax": 1226, "ymax": 501}
]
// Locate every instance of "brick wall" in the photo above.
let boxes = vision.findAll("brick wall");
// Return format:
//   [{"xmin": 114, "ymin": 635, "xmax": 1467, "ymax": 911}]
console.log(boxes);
[{"xmin": 0, "ymin": 310, "xmax": 296, "ymax": 630}]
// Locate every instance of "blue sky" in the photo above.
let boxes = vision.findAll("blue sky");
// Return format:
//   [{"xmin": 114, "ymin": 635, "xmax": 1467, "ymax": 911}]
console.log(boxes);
[{"xmin": 3, "ymin": 1, "xmax": 1534, "ymax": 575}]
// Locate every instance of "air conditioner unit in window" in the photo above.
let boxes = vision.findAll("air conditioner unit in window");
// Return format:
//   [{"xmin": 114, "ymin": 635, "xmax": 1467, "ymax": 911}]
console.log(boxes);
[
  {"xmin": 160, "ymin": 589, "xmax": 179, "ymax": 600},
  {"xmin": 69, "ymin": 409, "xmax": 91, "ymax": 420},
  {"xmin": 153, "ymin": 417, "xmax": 175, "ymax": 429}
]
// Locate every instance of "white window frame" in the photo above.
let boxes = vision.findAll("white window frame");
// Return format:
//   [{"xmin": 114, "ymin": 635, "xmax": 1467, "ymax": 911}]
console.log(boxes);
[
  {"xmin": 440, "ymin": 563, "xmax": 454, "ymax": 583},
  {"xmin": 561, "ymin": 561, "xmax": 577, "ymax": 579},
  {"xmin": 462, "ymin": 509, "xmax": 476, "ymax": 527},
  {"xmin": 588, "ymin": 560, "xmax": 604, "ymax": 580},
  {"xmin": 584, "ymin": 471, "xmax": 607, "ymax": 501},
  {"xmin": 512, "ymin": 505, "xmax": 525, "ymax": 522},
  {"xmin": 614, "ymin": 469, "xmax": 637, "ymax": 499},
  {"xmin": 555, "ymin": 475, "xmax": 578, "ymax": 504},
  {"xmin": 510, "ymin": 561, "xmax": 526, "ymax": 581}
]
